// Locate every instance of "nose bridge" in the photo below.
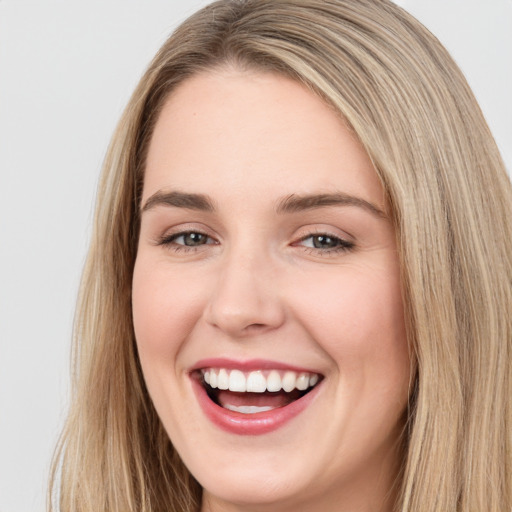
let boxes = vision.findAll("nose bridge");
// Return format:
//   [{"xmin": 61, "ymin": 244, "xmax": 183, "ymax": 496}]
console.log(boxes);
[{"xmin": 204, "ymin": 239, "xmax": 285, "ymax": 336}]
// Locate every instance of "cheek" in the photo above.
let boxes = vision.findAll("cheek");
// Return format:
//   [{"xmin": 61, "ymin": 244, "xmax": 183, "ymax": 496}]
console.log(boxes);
[
  {"xmin": 289, "ymin": 263, "xmax": 409, "ymax": 384},
  {"xmin": 132, "ymin": 257, "xmax": 207, "ymax": 364}
]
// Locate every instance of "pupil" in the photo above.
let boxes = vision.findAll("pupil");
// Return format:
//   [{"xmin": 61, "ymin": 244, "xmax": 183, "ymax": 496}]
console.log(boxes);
[
  {"xmin": 313, "ymin": 235, "xmax": 336, "ymax": 249},
  {"xmin": 185, "ymin": 233, "xmax": 206, "ymax": 246}
]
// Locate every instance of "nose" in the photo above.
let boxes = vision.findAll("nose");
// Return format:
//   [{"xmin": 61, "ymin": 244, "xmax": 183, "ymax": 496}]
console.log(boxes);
[{"xmin": 203, "ymin": 250, "xmax": 286, "ymax": 338}]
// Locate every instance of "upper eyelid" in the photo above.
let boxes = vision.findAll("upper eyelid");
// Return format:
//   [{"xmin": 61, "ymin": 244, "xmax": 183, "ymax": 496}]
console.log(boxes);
[
  {"xmin": 297, "ymin": 233, "xmax": 349, "ymax": 242},
  {"xmin": 157, "ymin": 223, "xmax": 218, "ymax": 239},
  {"xmin": 293, "ymin": 225, "xmax": 355, "ymax": 243},
  {"xmin": 152, "ymin": 221, "xmax": 356, "ymax": 246},
  {"xmin": 170, "ymin": 231, "xmax": 216, "ymax": 243},
  {"xmin": 158, "ymin": 230, "xmax": 217, "ymax": 245},
  {"xmin": 294, "ymin": 233, "xmax": 354, "ymax": 248},
  {"xmin": 156, "ymin": 230, "xmax": 354, "ymax": 252}
]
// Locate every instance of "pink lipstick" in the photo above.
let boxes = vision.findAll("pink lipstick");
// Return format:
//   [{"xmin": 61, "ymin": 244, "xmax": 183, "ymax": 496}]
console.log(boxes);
[{"xmin": 190, "ymin": 358, "xmax": 323, "ymax": 435}]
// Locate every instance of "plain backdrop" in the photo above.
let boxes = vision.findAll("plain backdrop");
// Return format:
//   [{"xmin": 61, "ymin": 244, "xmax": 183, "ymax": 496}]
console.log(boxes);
[{"xmin": 0, "ymin": 1, "xmax": 511, "ymax": 511}]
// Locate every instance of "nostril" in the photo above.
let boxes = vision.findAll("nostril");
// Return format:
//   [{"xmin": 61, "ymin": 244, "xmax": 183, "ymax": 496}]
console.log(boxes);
[{"xmin": 243, "ymin": 323, "xmax": 267, "ymax": 332}]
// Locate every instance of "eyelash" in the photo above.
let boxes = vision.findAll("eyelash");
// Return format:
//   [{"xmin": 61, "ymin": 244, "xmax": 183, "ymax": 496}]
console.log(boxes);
[
  {"xmin": 157, "ymin": 230, "xmax": 355, "ymax": 255},
  {"xmin": 295, "ymin": 233, "xmax": 355, "ymax": 254},
  {"xmin": 157, "ymin": 231, "xmax": 217, "ymax": 253}
]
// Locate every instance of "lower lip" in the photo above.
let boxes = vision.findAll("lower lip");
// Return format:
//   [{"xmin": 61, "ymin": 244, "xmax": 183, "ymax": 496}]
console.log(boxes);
[{"xmin": 191, "ymin": 377, "xmax": 322, "ymax": 435}]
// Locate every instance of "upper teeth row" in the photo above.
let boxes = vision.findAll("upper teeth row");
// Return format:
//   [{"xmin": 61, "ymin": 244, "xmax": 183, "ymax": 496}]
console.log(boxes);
[{"xmin": 202, "ymin": 368, "xmax": 319, "ymax": 393}]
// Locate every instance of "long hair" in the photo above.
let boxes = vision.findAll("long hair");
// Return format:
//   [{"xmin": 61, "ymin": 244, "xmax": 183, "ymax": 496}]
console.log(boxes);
[{"xmin": 49, "ymin": 1, "xmax": 512, "ymax": 510}]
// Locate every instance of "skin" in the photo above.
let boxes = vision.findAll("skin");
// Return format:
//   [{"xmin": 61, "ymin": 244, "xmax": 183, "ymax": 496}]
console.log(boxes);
[{"xmin": 132, "ymin": 68, "xmax": 411, "ymax": 512}]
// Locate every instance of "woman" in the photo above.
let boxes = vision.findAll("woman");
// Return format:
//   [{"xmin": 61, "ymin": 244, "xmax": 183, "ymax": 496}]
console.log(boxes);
[{"xmin": 49, "ymin": 1, "xmax": 512, "ymax": 511}]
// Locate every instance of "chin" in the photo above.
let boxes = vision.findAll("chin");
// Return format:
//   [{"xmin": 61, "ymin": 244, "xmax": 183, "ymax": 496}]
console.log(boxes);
[{"xmin": 198, "ymin": 466, "xmax": 319, "ymax": 511}]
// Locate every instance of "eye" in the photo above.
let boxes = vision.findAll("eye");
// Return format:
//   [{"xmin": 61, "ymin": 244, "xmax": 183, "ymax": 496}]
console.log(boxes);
[
  {"xmin": 171, "ymin": 232, "xmax": 212, "ymax": 246},
  {"xmin": 297, "ymin": 233, "xmax": 354, "ymax": 253},
  {"xmin": 157, "ymin": 230, "xmax": 217, "ymax": 251}
]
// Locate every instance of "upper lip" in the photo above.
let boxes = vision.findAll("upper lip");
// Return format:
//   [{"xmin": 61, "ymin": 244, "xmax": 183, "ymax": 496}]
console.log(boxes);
[{"xmin": 189, "ymin": 357, "xmax": 322, "ymax": 375}]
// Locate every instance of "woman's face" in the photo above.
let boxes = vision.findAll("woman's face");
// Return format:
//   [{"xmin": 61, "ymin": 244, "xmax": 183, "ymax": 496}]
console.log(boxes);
[{"xmin": 133, "ymin": 69, "xmax": 411, "ymax": 512}]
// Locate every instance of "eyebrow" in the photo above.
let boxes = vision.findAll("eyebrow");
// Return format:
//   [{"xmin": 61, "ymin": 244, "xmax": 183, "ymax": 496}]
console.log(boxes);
[
  {"xmin": 141, "ymin": 189, "xmax": 386, "ymax": 218},
  {"xmin": 275, "ymin": 193, "xmax": 387, "ymax": 218},
  {"xmin": 142, "ymin": 190, "xmax": 215, "ymax": 213}
]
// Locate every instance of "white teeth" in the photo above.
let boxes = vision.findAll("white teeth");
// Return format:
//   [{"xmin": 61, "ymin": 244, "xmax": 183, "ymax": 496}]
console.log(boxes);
[
  {"xmin": 246, "ymin": 371, "xmax": 267, "ymax": 392},
  {"xmin": 209, "ymin": 369, "xmax": 218, "ymax": 388},
  {"xmin": 225, "ymin": 404, "xmax": 275, "ymax": 414},
  {"xmin": 228, "ymin": 369, "xmax": 246, "ymax": 392},
  {"xmin": 201, "ymin": 368, "xmax": 321, "ymax": 393},
  {"xmin": 296, "ymin": 372, "xmax": 309, "ymax": 391},
  {"xmin": 282, "ymin": 371, "xmax": 296, "ymax": 392},
  {"xmin": 217, "ymin": 369, "xmax": 229, "ymax": 390},
  {"xmin": 266, "ymin": 370, "xmax": 282, "ymax": 392}
]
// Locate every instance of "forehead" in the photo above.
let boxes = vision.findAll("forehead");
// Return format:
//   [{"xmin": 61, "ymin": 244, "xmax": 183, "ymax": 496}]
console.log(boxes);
[{"xmin": 143, "ymin": 69, "xmax": 385, "ymax": 211}]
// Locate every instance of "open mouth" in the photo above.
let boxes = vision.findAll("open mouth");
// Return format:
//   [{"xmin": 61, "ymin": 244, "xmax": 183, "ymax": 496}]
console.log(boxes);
[{"xmin": 197, "ymin": 368, "xmax": 322, "ymax": 415}]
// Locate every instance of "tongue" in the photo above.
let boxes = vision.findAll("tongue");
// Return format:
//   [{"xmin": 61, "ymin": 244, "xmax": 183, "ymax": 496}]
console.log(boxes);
[{"xmin": 217, "ymin": 390, "xmax": 302, "ymax": 410}]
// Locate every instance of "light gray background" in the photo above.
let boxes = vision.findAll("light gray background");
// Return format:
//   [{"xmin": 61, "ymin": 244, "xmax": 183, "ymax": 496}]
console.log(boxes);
[{"xmin": 0, "ymin": 1, "xmax": 511, "ymax": 511}]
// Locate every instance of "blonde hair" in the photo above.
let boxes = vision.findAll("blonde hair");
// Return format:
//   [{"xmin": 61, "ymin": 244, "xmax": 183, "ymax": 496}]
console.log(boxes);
[{"xmin": 49, "ymin": 1, "xmax": 512, "ymax": 511}]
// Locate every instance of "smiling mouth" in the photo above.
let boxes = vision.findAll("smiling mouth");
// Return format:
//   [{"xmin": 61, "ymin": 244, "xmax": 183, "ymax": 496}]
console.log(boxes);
[{"xmin": 198, "ymin": 368, "xmax": 322, "ymax": 414}]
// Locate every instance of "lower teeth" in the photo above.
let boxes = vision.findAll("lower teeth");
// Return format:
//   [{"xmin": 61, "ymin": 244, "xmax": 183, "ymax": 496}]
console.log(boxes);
[{"xmin": 224, "ymin": 404, "xmax": 275, "ymax": 414}]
